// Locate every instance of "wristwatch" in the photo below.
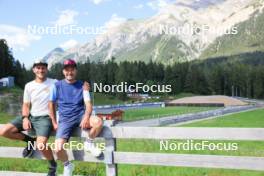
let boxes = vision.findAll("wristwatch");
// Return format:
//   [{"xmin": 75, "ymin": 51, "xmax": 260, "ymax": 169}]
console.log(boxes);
[{"xmin": 22, "ymin": 116, "xmax": 29, "ymax": 120}]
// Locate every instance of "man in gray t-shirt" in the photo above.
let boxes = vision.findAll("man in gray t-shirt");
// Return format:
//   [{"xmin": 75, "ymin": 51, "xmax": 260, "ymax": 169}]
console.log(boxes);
[{"xmin": 0, "ymin": 60, "xmax": 57, "ymax": 176}]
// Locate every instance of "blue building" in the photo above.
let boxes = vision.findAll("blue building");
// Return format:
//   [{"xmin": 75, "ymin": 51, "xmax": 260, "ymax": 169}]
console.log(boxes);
[{"xmin": 0, "ymin": 76, "xmax": 15, "ymax": 88}]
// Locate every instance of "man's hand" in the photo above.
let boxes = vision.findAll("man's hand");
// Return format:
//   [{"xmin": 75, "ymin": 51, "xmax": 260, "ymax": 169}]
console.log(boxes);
[
  {"xmin": 83, "ymin": 81, "xmax": 90, "ymax": 91},
  {"xmin": 52, "ymin": 120, "xmax": 58, "ymax": 131},
  {"xmin": 22, "ymin": 118, "xmax": 32, "ymax": 130},
  {"xmin": 80, "ymin": 117, "xmax": 91, "ymax": 129}
]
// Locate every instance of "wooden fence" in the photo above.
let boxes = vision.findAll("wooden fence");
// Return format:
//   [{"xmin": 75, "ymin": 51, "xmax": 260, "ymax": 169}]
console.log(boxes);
[{"xmin": 0, "ymin": 121, "xmax": 264, "ymax": 176}]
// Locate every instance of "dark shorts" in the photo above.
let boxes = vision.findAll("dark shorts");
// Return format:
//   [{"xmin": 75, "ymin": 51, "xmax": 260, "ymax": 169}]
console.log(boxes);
[
  {"xmin": 56, "ymin": 115, "xmax": 83, "ymax": 141},
  {"xmin": 10, "ymin": 115, "xmax": 53, "ymax": 138}
]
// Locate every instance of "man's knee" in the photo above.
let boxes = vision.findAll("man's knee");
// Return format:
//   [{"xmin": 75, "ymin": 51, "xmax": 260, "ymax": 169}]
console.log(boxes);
[
  {"xmin": 36, "ymin": 137, "xmax": 48, "ymax": 151},
  {"xmin": 55, "ymin": 146, "xmax": 65, "ymax": 154},
  {"xmin": 0, "ymin": 128, "xmax": 5, "ymax": 136},
  {"xmin": 0, "ymin": 124, "xmax": 16, "ymax": 137},
  {"xmin": 54, "ymin": 139, "xmax": 66, "ymax": 153},
  {"xmin": 91, "ymin": 117, "xmax": 103, "ymax": 128}
]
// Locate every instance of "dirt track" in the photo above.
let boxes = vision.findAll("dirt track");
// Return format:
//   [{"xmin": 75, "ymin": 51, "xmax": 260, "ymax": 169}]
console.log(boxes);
[{"xmin": 168, "ymin": 95, "xmax": 247, "ymax": 106}]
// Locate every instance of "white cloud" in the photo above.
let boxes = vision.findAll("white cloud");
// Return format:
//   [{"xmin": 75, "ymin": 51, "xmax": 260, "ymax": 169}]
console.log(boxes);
[
  {"xmin": 83, "ymin": 11, "xmax": 89, "ymax": 16},
  {"xmin": 90, "ymin": 0, "xmax": 109, "ymax": 5},
  {"xmin": 53, "ymin": 10, "xmax": 79, "ymax": 26},
  {"xmin": 134, "ymin": 4, "xmax": 144, "ymax": 9},
  {"xmin": 147, "ymin": 0, "xmax": 170, "ymax": 10},
  {"xmin": 176, "ymin": 0, "xmax": 199, "ymax": 5},
  {"xmin": 0, "ymin": 24, "xmax": 41, "ymax": 51},
  {"xmin": 59, "ymin": 39, "xmax": 79, "ymax": 50},
  {"xmin": 104, "ymin": 14, "xmax": 127, "ymax": 29}
]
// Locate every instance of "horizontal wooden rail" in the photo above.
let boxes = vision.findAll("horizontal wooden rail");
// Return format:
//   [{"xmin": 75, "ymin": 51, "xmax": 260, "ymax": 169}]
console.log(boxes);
[
  {"xmin": 0, "ymin": 147, "xmax": 263, "ymax": 171},
  {"xmin": 0, "ymin": 147, "xmax": 104, "ymax": 163},
  {"xmin": 114, "ymin": 152, "xmax": 264, "ymax": 171},
  {"xmin": 106, "ymin": 127, "xmax": 264, "ymax": 141},
  {"xmin": 1, "ymin": 123, "xmax": 264, "ymax": 141}
]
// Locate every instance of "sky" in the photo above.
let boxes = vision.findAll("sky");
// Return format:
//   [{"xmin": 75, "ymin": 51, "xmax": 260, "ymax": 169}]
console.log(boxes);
[{"xmin": 0, "ymin": 0, "xmax": 223, "ymax": 68}]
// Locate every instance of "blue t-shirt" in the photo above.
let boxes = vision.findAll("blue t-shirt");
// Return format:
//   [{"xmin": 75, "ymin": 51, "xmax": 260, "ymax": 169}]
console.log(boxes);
[{"xmin": 50, "ymin": 80, "xmax": 90, "ymax": 123}]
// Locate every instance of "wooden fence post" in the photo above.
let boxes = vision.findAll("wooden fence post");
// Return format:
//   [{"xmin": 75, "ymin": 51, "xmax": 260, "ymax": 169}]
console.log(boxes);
[{"xmin": 104, "ymin": 120, "xmax": 117, "ymax": 176}]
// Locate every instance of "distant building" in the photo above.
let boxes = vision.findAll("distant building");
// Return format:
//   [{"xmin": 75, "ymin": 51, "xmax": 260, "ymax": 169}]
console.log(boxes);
[
  {"xmin": 127, "ymin": 89, "xmax": 151, "ymax": 99},
  {"xmin": 127, "ymin": 93, "xmax": 150, "ymax": 99},
  {"xmin": 0, "ymin": 76, "xmax": 15, "ymax": 88},
  {"xmin": 96, "ymin": 109, "xmax": 124, "ymax": 121}
]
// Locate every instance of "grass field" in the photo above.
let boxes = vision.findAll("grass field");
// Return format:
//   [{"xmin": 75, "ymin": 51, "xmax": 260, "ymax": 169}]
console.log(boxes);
[
  {"xmin": 92, "ymin": 93, "xmax": 124, "ymax": 105},
  {"xmin": 0, "ymin": 112, "xmax": 13, "ymax": 123},
  {"xmin": 179, "ymin": 108, "xmax": 264, "ymax": 128},
  {"xmin": 0, "ymin": 107, "xmax": 264, "ymax": 175},
  {"xmin": 123, "ymin": 106, "xmax": 217, "ymax": 121},
  {"xmin": 0, "ymin": 86, "xmax": 23, "ymax": 97},
  {"xmin": 1, "ymin": 158, "xmax": 263, "ymax": 176}
]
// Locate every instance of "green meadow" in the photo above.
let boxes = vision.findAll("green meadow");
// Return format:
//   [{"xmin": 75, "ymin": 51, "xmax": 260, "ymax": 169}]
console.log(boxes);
[{"xmin": 123, "ymin": 106, "xmax": 217, "ymax": 121}]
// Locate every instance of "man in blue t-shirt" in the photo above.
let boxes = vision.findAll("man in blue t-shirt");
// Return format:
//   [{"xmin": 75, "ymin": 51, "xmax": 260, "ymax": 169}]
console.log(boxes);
[{"xmin": 49, "ymin": 59, "xmax": 103, "ymax": 176}]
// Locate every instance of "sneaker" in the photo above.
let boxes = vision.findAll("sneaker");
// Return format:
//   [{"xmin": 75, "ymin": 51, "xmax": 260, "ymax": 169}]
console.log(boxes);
[
  {"xmin": 63, "ymin": 162, "xmax": 75, "ymax": 176},
  {"xmin": 47, "ymin": 169, "xmax": 57, "ymax": 176},
  {"xmin": 47, "ymin": 171, "xmax": 56, "ymax": 176},
  {"xmin": 84, "ymin": 140, "xmax": 102, "ymax": 157},
  {"xmin": 22, "ymin": 141, "xmax": 35, "ymax": 158},
  {"xmin": 47, "ymin": 162, "xmax": 57, "ymax": 176}
]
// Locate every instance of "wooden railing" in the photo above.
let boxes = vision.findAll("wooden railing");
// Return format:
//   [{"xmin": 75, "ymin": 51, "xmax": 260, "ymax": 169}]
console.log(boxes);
[{"xmin": 0, "ymin": 121, "xmax": 264, "ymax": 176}]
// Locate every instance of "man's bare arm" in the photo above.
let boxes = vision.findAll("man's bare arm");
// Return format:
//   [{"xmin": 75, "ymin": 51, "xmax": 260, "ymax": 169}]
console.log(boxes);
[
  {"xmin": 84, "ymin": 100, "xmax": 92, "ymax": 119},
  {"xmin": 49, "ymin": 101, "xmax": 58, "ymax": 130},
  {"xmin": 22, "ymin": 102, "xmax": 30, "ymax": 117},
  {"xmin": 80, "ymin": 100, "xmax": 93, "ymax": 129},
  {"xmin": 22, "ymin": 102, "xmax": 32, "ymax": 130}
]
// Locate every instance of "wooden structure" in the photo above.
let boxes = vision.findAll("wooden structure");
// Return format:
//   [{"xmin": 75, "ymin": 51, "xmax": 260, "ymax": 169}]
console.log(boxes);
[
  {"xmin": 0, "ymin": 122, "xmax": 264, "ymax": 176},
  {"xmin": 97, "ymin": 110, "xmax": 124, "ymax": 121}
]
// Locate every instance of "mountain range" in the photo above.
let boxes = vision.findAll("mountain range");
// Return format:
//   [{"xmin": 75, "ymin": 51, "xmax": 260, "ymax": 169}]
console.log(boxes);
[{"xmin": 43, "ymin": 0, "xmax": 264, "ymax": 67}]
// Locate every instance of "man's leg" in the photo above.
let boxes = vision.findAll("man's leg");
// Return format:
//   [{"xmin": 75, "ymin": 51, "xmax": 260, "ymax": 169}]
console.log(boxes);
[
  {"xmin": 36, "ymin": 136, "xmax": 57, "ymax": 176},
  {"xmin": 32, "ymin": 115, "xmax": 58, "ymax": 176},
  {"xmin": 0, "ymin": 122, "xmax": 36, "ymax": 157},
  {"xmin": 55, "ymin": 138, "xmax": 75, "ymax": 176},
  {"xmin": 55, "ymin": 138, "xmax": 68, "ymax": 162},
  {"xmin": 36, "ymin": 136, "xmax": 53, "ymax": 159},
  {"xmin": 0, "ymin": 123, "xmax": 25, "ymax": 140},
  {"xmin": 54, "ymin": 120, "xmax": 77, "ymax": 162},
  {"xmin": 88, "ymin": 116, "xmax": 103, "ymax": 139},
  {"xmin": 84, "ymin": 117, "xmax": 103, "ymax": 157}
]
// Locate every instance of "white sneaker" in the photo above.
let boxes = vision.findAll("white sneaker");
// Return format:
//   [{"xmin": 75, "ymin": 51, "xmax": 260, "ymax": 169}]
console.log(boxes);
[
  {"xmin": 84, "ymin": 140, "xmax": 102, "ymax": 157},
  {"xmin": 63, "ymin": 162, "xmax": 75, "ymax": 176}
]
